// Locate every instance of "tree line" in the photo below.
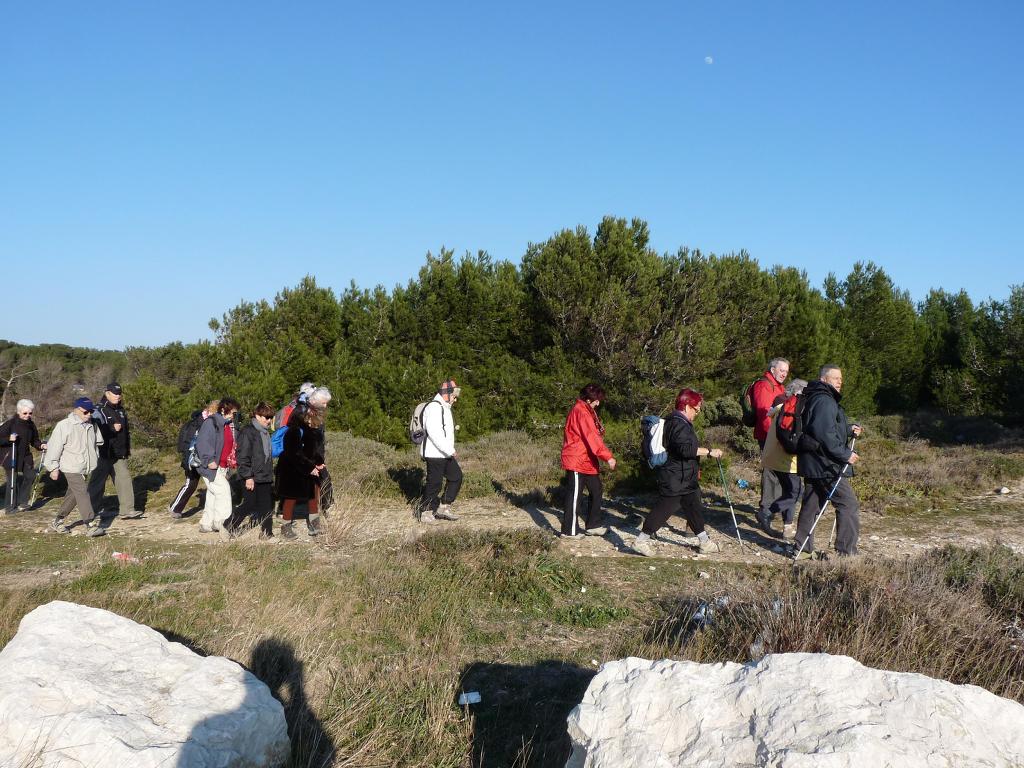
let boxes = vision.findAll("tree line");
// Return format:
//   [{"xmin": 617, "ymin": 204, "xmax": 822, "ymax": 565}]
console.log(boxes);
[{"xmin": 2, "ymin": 216, "xmax": 1022, "ymax": 444}]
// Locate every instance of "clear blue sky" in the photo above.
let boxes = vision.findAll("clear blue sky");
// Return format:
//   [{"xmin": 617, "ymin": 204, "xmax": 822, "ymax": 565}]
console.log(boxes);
[{"xmin": 2, "ymin": 2, "xmax": 1020, "ymax": 349}]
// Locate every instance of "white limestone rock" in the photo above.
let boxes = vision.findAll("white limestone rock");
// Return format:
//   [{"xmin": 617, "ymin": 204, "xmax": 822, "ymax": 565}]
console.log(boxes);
[
  {"xmin": 565, "ymin": 653, "xmax": 1024, "ymax": 767},
  {"xmin": 0, "ymin": 600, "xmax": 290, "ymax": 768}
]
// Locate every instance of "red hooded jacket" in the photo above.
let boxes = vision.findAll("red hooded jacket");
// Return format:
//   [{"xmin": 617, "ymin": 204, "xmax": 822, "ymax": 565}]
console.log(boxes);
[
  {"xmin": 561, "ymin": 399, "xmax": 613, "ymax": 475},
  {"xmin": 750, "ymin": 371, "xmax": 786, "ymax": 442}
]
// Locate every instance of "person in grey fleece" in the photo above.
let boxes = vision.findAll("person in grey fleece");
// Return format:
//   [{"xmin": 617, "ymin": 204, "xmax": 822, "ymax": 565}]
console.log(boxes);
[
  {"xmin": 44, "ymin": 397, "xmax": 105, "ymax": 536},
  {"xmin": 223, "ymin": 402, "xmax": 277, "ymax": 539}
]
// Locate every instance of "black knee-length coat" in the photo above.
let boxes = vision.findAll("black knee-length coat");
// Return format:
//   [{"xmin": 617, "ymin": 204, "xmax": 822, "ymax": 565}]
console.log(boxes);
[{"xmin": 274, "ymin": 422, "xmax": 325, "ymax": 501}]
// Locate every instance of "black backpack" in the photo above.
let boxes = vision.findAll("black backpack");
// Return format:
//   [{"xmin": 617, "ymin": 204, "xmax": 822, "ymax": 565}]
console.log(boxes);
[
  {"xmin": 176, "ymin": 411, "xmax": 203, "ymax": 455},
  {"xmin": 775, "ymin": 394, "xmax": 819, "ymax": 455},
  {"xmin": 740, "ymin": 379, "xmax": 759, "ymax": 428}
]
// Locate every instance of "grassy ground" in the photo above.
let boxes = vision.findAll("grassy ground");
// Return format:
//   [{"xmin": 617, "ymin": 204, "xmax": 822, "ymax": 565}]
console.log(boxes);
[{"xmin": 2, "ymin": 422, "xmax": 1024, "ymax": 767}]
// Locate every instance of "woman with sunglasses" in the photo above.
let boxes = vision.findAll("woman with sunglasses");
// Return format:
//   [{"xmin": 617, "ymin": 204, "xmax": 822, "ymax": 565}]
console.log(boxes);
[
  {"xmin": 1, "ymin": 399, "xmax": 46, "ymax": 513},
  {"xmin": 633, "ymin": 388, "xmax": 724, "ymax": 557}
]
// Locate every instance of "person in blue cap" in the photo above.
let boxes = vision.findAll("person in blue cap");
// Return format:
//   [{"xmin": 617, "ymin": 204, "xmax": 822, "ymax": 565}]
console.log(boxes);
[{"xmin": 44, "ymin": 397, "xmax": 106, "ymax": 536}]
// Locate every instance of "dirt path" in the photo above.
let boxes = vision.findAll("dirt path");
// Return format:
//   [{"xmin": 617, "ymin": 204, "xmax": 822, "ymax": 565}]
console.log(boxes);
[{"xmin": 6, "ymin": 474, "xmax": 1023, "ymax": 568}]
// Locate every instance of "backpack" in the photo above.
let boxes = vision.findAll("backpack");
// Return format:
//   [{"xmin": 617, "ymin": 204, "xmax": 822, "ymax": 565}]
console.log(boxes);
[
  {"xmin": 271, "ymin": 426, "xmax": 289, "ymax": 458},
  {"xmin": 640, "ymin": 415, "xmax": 667, "ymax": 469},
  {"xmin": 273, "ymin": 403, "xmax": 296, "ymax": 431},
  {"xmin": 409, "ymin": 402, "xmax": 431, "ymax": 445},
  {"xmin": 775, "ymin": 394, "xmax": 819, "ymax": 455},
  {"xmin": 740, "ymin": 379, "xmax": 759, "ymax": 428},
  {"xmin": 176, "ymin": 412, "xmax": 203, "ymax": 455},
  {"xmin": 185, "ymin": 430, "xmax": 203, "ymax": 470}
]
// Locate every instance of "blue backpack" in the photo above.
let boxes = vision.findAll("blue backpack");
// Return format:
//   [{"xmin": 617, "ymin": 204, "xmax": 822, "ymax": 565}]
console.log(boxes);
[
  {"xmin": 641, "ymin": 415, "xmax": 667, "ymax": 469},
  {"xmin": 271, "ymin": 425, "xmax": 303, "ymax": 458}
]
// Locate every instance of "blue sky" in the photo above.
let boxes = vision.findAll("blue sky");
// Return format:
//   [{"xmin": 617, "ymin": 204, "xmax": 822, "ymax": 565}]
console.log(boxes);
[{"xmin": 2, "ymin": 2, "xmax": 1020, "ymax": 349}]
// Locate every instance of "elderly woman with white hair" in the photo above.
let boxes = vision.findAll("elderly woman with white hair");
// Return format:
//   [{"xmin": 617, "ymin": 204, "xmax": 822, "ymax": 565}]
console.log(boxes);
[{"xmin": 1, "ymin": 399, "xmax": 47, "ymax": 513}]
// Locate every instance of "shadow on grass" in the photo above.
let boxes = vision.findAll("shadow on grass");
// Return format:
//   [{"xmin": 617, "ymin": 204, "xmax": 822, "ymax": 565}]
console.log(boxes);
[
  {"xmin": 388, "ymin": 466, "xmax": 424, "ymax": 504},
  {"xmin": 459, "ymin": 659, "xmax": 594, "ymax": 768},
  {"xmin": 492, "ymin": 480, "xmax": 561, "ymax": 534}
]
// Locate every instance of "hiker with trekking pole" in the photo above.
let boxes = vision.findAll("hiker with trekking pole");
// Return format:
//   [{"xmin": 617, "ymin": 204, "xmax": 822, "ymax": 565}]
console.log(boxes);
[
  {"xmin": 633, "ymin": 388, "xmax": 728, "ymax": 557},
  {"xmin": 1, "ymin": 399, "xmax": 46, "ymax": 514},
  {"xmin": 792, "ymin": 365, "xmax": 863, "ymax": 560}
]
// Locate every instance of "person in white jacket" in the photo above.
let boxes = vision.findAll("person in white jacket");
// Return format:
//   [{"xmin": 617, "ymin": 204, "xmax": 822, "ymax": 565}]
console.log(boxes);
[
  {"xmin": 420, "ymin": 379, "xmax": 463, "ymax": 523},
  {"xmin": 44, "ymin": 397, "xmax": 105, "ymax": 536}
]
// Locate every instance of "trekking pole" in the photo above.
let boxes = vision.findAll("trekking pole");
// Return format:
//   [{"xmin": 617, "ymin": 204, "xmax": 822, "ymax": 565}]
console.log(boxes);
[
  {"xmin": 715, "ymin": 457, "xmax": 745, "ymax": 549},
  {"xmin": 7, "ymin": 435, "xmax": 16, "ymax": 511},
  {"xmin": 28, "ymin": 447, "xmax": 47, "ymax": 507},
  {"xmin": 793, "ymin": 437, "xmax": 856, "ymax": 562}
]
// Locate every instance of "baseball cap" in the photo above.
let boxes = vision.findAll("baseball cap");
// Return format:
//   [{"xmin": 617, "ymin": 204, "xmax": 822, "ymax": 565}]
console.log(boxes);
[
  {"xmin": 74, "ymin": 397, "xmax": 95, "ymax": 412},
  {"xmin": 106, "ymin": 382, "xmax": 122, "ymax": 395}
]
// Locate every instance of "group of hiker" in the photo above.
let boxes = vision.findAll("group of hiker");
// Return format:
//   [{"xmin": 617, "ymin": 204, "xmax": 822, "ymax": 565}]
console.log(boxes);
[
  {"xmin": 557, "ymin": 360, "xmax": 862, "ymax": 560},
  {"xmin": 3, "ymin": 362, "xmax": 861, "ymax": 558}
]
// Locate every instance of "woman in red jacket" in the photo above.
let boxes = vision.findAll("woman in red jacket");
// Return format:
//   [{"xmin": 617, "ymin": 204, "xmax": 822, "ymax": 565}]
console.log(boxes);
[{"xmin": 561, "ymin": 384, "xmax": 616, "ymax": 537}]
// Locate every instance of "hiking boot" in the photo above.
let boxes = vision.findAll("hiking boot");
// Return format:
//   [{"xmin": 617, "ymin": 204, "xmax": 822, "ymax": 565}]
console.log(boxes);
[
  {"xmin": 86, "ymin": 525, "xmax": 106, "ymax": 538},
  {"xmin": 584, "ymin": 526, "xmax": 609, "ymax": 536},
  {"xmin": 560, "ymin": 532, "xmax": 584, "ymax": 539},
  {"xmin": 793, "ymin": 549, "xmax": 828, "ymax": 562},
  {"xmin": 783, "ymin": 523, "xmax": 796, "ymax": 541},
  {"xmin": 280, "ymin": 521, "xmax": 297, "ymax": 540},
  {"xmin": 435, "ymin": 504, "xmax": 459, "ymax": 521},
  {"xmin": 171, "ymin": 511, "xmax": 184, "ymax": 520},
  {"xmin": 755, "ymin": 510, "xmax": 775, "ymax": 536},
  {"xmin": 258, "ymin": 531, "xmax": 276, "ymax": 543},
  {"xmin": 632, "ymin": 534, "xmax": 655, "ymax": 557},
  {"xmin": 218, "ymin": 525, "xmax": 234, "ymax": 541},
  {"xmin": 50, "ymin": 518, "xmax": 69, "ymax": 534},
  {"xmin": 17, "ymin": 505, "xmax": 31, "ymax": 513},
  {"xmin": 697, "ymin": 536, "xmax": 721, "ymax": 554},
  {"xmin": 121, "ymin": 510, "xmax": 145, "ymax": 520},
  {"xmin": 198, "ymin": 524, "xmax": 215, "ymax": 533},
  {"xmin": 420, "ymin": 509, "xmax": 438, "ymax": 524},
  {"xmin": 307, "ymin": 516, "xmax": 323, "ymax": 536}
]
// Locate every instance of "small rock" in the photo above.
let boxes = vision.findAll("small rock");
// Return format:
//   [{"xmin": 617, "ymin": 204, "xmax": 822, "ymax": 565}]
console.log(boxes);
[
  {"xmin": 698, "ymin": 571, "xmax": 710, "ymax": 579},
  {"xmin": 581, "ymin": 587, "xmax": 587, "ymax": 593},
  {"xmin": 52, "ymin": 571, "xmax": 60, "ymax": 577},
  {"xmin": 649, "ymin": 566, "xmax": 656, "ymax": 571},
  {"xmin": 998, "ymin": 487, "xmax": 1011, "ymax": 495},
  {"xmin": 591, "ymin": 659, "xmax": 599, "ymax": 666},
  {"xmin": 870, "ymin": 535, "xmax": 880, "ymax": 541}
]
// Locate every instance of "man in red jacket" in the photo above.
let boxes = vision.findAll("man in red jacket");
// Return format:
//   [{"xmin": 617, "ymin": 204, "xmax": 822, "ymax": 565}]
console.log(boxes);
[
  {"xmin": 561, "ymin": 384, "xmax": 616, "ymax": 537},
  {"xmin": 749, "ymin": 358, "xmax": 789, "ymax": 535}
]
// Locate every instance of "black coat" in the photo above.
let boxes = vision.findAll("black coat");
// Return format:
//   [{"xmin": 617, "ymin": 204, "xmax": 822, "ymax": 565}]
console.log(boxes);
[
  {"xmin": 236, "ymin": 422, "xmax": 274, "ymax": 484},
  {"xmin": 797, "ymin": 381, "xmax": 855, "ymax": 480},
  {"xmin": 654, "ymin": 411, "xmax": 701, "ymax": 497},
  {"xmin": 274, "ymin": 423, "xmax": 325, "ymax": 500},
  {"xmin": 94, "ymin": 397, "xmax": 131, "ymax": 460},
  {"xmin": 0, "ymin": 417, "xmax": 43, "ymax": 471}
]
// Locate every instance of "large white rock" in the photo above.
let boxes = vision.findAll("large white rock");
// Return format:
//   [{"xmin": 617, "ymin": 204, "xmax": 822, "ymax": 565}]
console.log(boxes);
[
  {"xmin": 0, "ymin": 601, "xmax": 290, "ymax": 768},
  {"xmin": 566, "ymin": 653, "xmax": 1024, "ymax": 767}
]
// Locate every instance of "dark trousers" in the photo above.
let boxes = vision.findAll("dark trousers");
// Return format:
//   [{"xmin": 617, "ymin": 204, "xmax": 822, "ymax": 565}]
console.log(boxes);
[
  {"xmin": 765, "ymin": 470, "xmax": 802, "ymax": 524},
  {"xmin": 5, "ymin": 464, "xmax": 37, "ymax": 510},
  {"xmin": 226, "ymin": 482, "xmax": 274, "ymax": 535},
  {"xmin": 795, "ymin": 476, "xmax": 860, "ymax": 555},
  {"xmin": 422, "ymin": 457, "xmax": 463, "ymax": 511},
  {"xmin": 169, "ymin": 466, "xmax": 204, "ymax": 514},
  {"xmin": 644, "ymin": 492, "xmax": 706, "ymax": 536},
  {"xmin": 561, "ymin": 470, "xmax": 603, "ymax": 535}
]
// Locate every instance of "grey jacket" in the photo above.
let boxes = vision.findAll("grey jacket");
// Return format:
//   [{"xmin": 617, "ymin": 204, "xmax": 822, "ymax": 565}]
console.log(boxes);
[
  {"xmin": 44, "ymin": 413, "xmax": 104, "ymax": 475},
  {"xmin": 236, "ymin": 420, "xmax": 274, "ymax": 484},
  {"xmin": 195, "ymin": 413, "xmax": 227, "ymax": 481}
]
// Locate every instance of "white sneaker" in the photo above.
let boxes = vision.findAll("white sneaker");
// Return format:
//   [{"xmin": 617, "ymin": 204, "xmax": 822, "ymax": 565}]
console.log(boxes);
[
  {"xmin": 420, "ymin": 509, "xmax": 437, "ymax": 524},
  {"xmin": 633, "ymin": 535, "xmax": 655, "ymax": 557},
  {"xmin": 698, "ymin": 536, "xmax": 721, "ymax": 554}
]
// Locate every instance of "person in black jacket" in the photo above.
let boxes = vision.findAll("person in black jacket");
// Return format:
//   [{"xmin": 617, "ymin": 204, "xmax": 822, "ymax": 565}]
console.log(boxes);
[
  {"xmin": 633, "ymin": 388, "xmax": 725, "ymax": 557},
  {"xmin": 87, "ymin": 383, "xmax": 142, "ymax": 519},
  {"xmin": 794, "ymin": 365, "xmax": 863, "ymax": 557},
  {"xmin": 223, "ymin": 403, "xmax": 277, "ymax": 539},
  {"xmin": 274, "ymin": 406, "xmax": 326, "ymax": 540},
  {"xmin": 1, "ymin": 399, "xmax": 46, "ymax": 513},
  {"xmin": 168, "ymin": 399, "xmax": 220, "ymax": 518}
]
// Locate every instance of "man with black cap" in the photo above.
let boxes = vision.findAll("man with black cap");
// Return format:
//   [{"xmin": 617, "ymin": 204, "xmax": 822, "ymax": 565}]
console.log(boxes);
[
  {"xmin": 87, "ymin": 382, "xmax": 142, "ymax": 519},
  {"xmin": 419, "ymin": 378, "xmax": 463, "ymax": 523},
  {"xmin": 45, "ymin": 397, "xmax": 105, "ymax": 536}
]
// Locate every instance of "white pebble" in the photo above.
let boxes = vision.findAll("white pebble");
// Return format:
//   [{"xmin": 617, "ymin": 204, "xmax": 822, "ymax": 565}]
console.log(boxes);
[
  {"xmin": 581, "ymin": 587, "xmax": 587, "ymax": 593},
  {"xmin": 649, "ymin": 566, "xmax": 656, "ymax": 571},
  {"xmin": 699, "ymin": 571, "xmax": 710, "ymax": 579}
]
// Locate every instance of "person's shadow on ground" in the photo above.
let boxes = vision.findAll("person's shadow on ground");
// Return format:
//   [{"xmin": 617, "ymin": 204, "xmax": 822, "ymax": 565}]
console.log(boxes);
[{"xmin": 249, "ymin": 637, "xmax": 336, "ymax": 768}]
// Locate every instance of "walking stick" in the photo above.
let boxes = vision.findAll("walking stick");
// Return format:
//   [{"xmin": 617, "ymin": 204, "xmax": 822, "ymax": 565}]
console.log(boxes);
[
  {"xmin": 793, "ymin": 437, "xmax": 857, "ymax": 562},
  {"xmin": 7, "ymin": 435, "xmax": 16, "ymax": 511},
  {"xmin": 28, "ymin": 447, "xmax": 47, "ymax": 507},
  {"xmin": 715, "ymin": 457, "xmax": 745, "ymax": 549}
]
